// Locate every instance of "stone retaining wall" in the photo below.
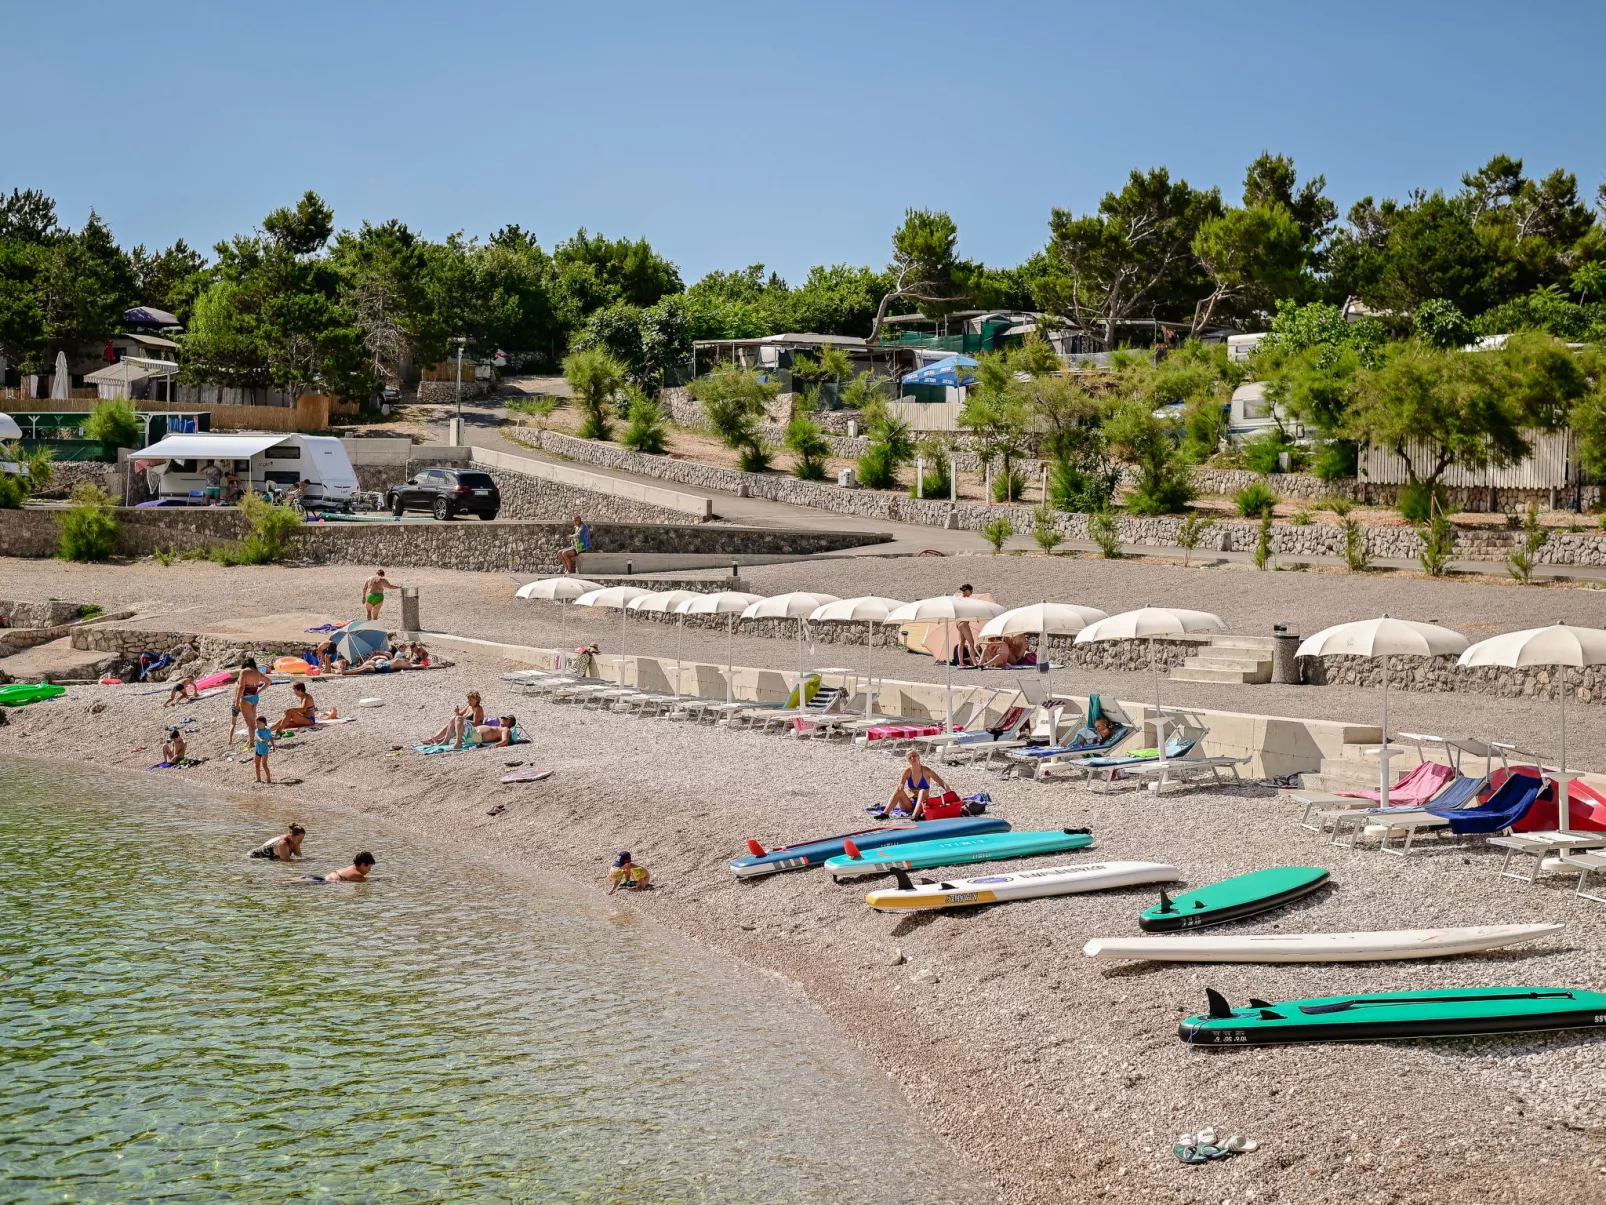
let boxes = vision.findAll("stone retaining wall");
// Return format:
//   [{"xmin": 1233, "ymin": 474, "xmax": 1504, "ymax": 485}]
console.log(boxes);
[
  {"xmin": 489, "ymin": 469, "xmax": 709, "ymax": 526},
  {"xmin": 0, "ymin": 600, "xmax": 93, "ymax": 628},
  {"xmin": 1301, "ymin": 652, "xmax": 1606, "ymax": 705},
  {"xmin": 418, "ymin": 379, "xmax": 488, "ymax": 403}
]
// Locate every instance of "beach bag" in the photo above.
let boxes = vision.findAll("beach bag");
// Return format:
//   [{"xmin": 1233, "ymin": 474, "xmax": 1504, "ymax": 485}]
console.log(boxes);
[{"xmin": 922, "ymin": 790, "xmax": 965, "ymax": 821}]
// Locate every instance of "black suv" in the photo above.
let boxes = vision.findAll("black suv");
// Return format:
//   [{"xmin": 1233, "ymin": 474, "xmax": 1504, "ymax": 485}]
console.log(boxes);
[{"xmin": 386, "ymin": 468, "xmax": 501, "ymax": 520}]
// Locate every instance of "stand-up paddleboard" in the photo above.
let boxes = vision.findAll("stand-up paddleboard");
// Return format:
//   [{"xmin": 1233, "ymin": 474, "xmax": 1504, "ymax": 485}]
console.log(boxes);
[
  {"xmin": 1086, "ymin": 923, "xmax": 1564, "ymax": 963},
  {"xmin": 1139, "ymin": 866, "xmax": 1328, "ymax": 932},
  {"xmin": 1179, "ymin": 985, "xmax": 1606, "ymax": 1046},
  {"xmin": 864, "ymin": 860, "xmax": 1178, "ymax": 912},
  {"xmin": 730, "ymin": 816, "xmax": 1010, "ymax": 878},
  {"xmin": 500, "ymin": 769, "xmax": 554, "ymax": 784},
  {"xmin": 824, "ymin": 828, "xmax": 1093, "ymax": 881}
]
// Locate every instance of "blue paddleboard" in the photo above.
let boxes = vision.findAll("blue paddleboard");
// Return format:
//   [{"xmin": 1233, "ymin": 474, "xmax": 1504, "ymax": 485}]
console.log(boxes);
[
  {"xmin": 730, "ymin": 816, "xmax": 1011, "ymax": 878},
  {"xmin": 823, "ymin": 827, "xmax": 1092, "ymax": 880}
]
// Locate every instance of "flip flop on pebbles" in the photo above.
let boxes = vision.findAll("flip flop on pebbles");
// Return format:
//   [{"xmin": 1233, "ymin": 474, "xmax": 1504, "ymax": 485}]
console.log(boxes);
[{"xmin": 1173, "ymin": 1128, "xmax": 1257, "ymax": 1164}]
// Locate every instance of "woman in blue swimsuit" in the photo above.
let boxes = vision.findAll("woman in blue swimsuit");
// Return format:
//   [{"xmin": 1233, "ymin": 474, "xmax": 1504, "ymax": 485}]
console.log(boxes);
[{"xmin": 873, "ymin": 751, "xmax": 950, "ymax": 820}]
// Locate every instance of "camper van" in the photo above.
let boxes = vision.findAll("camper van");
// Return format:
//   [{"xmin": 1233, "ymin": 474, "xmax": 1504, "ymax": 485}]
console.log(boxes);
[{"xmin": 136, "ymin": 433, "xmax": 360, "ymax": 508}]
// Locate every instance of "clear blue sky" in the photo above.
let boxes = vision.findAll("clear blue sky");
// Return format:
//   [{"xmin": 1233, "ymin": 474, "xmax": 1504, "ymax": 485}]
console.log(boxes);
[{"xmin": 6, "ymin": 0, "xmax": 1604, "ymax": 283}]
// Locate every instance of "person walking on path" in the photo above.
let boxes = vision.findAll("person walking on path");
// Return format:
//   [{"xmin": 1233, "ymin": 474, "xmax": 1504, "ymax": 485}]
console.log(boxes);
[
  {"xmin": 558, "ymin": 516, "xmax": 591, "ymax": 574},
  {"xmin": 362, "ymin": 569, "xmax": 399, "ymax": 621},
  {"xmin": 228, "ymin": 658, "xmax": 272, "ymax": 749}
]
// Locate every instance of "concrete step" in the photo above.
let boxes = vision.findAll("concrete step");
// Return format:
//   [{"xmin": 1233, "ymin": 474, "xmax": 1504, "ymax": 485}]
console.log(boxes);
[
  {"xmin": 1171, "ymin": 665, "xmax": 1268, "ymax": 685},
  {"xmin": 1188, "ymin": 654, "xmax": 1271, "ymax": 672},
  {"xmin": 1208, "ymin": 635, "xmax": 1277, "ymax": 653}
]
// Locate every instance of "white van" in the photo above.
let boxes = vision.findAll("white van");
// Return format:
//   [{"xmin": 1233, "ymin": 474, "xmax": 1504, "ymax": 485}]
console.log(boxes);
[{"xmin": 135, "ymin": 433, "xmax": 360, "ymax": 508}]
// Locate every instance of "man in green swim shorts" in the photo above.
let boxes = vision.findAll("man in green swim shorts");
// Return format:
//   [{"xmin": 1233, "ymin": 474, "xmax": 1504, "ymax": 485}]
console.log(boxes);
[{"xmin": 362, "ymin": 568, "xmax": 398, "ymax": 621}]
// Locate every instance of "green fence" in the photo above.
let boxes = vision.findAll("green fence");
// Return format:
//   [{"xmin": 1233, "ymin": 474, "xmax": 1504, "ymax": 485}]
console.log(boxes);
[{"xmin": 19, "ymin": 438, "xmax": 113, "ymax": 463}]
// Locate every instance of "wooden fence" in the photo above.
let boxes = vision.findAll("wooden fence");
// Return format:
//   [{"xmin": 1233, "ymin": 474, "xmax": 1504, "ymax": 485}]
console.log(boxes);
[{"xmin": 3, "ymin": 394, "xmax": 337, "ymax": 432}]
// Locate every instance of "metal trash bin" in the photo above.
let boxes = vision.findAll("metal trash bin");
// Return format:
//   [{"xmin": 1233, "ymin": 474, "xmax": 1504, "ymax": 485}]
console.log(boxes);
[
  {"xmin": 400, "ymin": 585, "xmax": 421, "ymax": 636},
  {"xmin": 1272, "ymin": 622, "xmax": 1301, "ymax": 684}
]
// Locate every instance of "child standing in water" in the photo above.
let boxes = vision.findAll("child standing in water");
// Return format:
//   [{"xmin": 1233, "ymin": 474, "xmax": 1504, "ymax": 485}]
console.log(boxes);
[{"xmin": 253, "ymin": 717, "xmax": 276, "ymax": 784}]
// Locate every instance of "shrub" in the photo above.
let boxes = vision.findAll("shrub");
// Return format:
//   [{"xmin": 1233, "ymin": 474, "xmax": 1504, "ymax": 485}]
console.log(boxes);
[
  {"xmin": 857, "ymin": 415, "xmax": 913, "ymax": 490},
  {"xmin": 981, "ymin": 515, "xmax": 1015, "ymax": 554},
  {"xmin": 1507, "ymin": 502, "xmax": 1549, "ymax": 584},
  {"xmin": 212, "ymin": 495, "xmax": 303, "ymax": 565},
  {"xmin": 1342, "ymin": 518, "xmax": 1370, "ymax": 572},
  {"xmin": 1419, "ymin": 512, "xmax": 1455, "ymax": 577},
  {"xmin": 785, "ymin": 413, "xmax": 831, "ymax": 481},
  {"xmin": 1312, "ymin": 439, "xmax": 1358, "ymax": 481},
  {"xmin": 1175, "ymin": 511, "xmax": 1215, "ymax": 566},
  {"xmin": 83, "ymin": 399, "xmax": 141, "ymax": 450},
  {"xmin": 564, "ymin": 347, "xmax": 627, "ymax": 440},
  {"xmin": 910, "ymin": 437, "xmax": 951, "ymax": 498},
  {"xmin": 1, "ymin": 441, "xmax": 55, "ymax": 498},
  {"xmin": 1241, "ymin": 428, "xmax": 1306, "ymax": 474},
  {"xmin": 1290, "ymin": 509, "xmax": 1313, "ymax": 525},
  {"xmin": 1398, "ymin": 481, "xmax": 1450, "ymax": 523},
  {"xmin": 57, "ymin": 483, "xmax": 120, "ymax": 562},
  {"xmin": 506, "ymin": 395, "xmax": 561, "ymax": 429},
  {"xmin": 1030, "ymin": 504, "xmax": 1064, "ymax": 553},
  {"xmin": 737, "ymin": 439, "xmax": 773, "ymax": 474},
  {"xmin": 1235, "ymin": 480, "xmax": 1279, "ymax": 518},
  {"xmin": 1254, "ymin": 512, "xmax": 1274, "ymax": 570},
  {"xmin": 153, "ymin": 545, "xmax": 177, "ymax": 567},
  {"xmin": 1049, "ymin": 452, "xmax": 1121, "ymax": 513},
  {"xmin": 619, "ymin": 388, "xmax": 670, "ymax": 455},
  {"xmin": 1089, "ymin": 509, "xmax": 1123, "ymax": 559},
  {"xmin": 991, "ymin": 468, "xmax": 1026, "ymax": 503},
  {"xmin": 0, "ymin": 473, "xmax": 25, "ymax": 509},
  {"xmin": 1325, "ymin": 496, "xmax": 1353, "ymax": 518}
]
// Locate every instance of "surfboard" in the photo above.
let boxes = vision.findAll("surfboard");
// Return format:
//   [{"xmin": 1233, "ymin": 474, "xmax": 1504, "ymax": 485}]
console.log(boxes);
[
  {"xmin": 729, "ymin": 816, "xmax": 1010, "ymax": 878},
  {"xmin": 864, "ymin": 860, "xmax": 1179, "ymax": 912},
  {"xmin": 1178, "ymin": 985, "xmax": 1606, "ymax": 1046},
  {"xmin": 1138, "ymin": 866, "xmax": 1329, "ymax": 932},
  {"xmin": 1085, "ymin": 923, "xmax": 1564, "ymax": 963},
  {"xmin": 824, "ymin": 828, "xmax": 1093, "ymax": 881},
  {"xmin": 501, "ymin": 768, "xmax": 554, "ymax": 784}
]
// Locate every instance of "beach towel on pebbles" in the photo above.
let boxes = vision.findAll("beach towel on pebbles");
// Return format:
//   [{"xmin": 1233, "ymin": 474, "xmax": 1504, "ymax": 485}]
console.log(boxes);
[{"xmin": 412, "ymin": 728, "xmax": 529, "ymax": 755}]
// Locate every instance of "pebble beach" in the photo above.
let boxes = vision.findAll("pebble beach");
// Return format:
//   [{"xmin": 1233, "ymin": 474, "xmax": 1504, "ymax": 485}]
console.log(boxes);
[{"xmin": 4, "ymin": 551, "xmax": 1606, "ymax": 1203}]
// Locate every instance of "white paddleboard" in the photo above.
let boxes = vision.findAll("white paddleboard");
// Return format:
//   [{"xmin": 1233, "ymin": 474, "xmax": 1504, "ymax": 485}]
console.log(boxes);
[
  {"xmin": 1082, "ymin": 923, "xmax": 1564, "ymax": 963},
  {"xmin": 865, "ymin": 860, "xmax": 1179, "ymax": 912}
]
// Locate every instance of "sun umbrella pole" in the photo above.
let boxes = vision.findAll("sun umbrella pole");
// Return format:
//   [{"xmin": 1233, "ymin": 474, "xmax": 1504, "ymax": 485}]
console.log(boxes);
[
  {"xmin": 675, "ymin": 614, "xmax": 683, "ymax": 698},
  {"xmin": 726, "ymin": 614, "xmax": 734, "ymax": 703},
  {"xmin": 1152, "ymin": 636, "xmax": 1166, "ymax": 767},
  {"xmin": 945, "ymin": 649, "xmax": 953, "ymax": 733},
  {"xmin": 1378, "ymin": 656, "xmax": 1391, "ymax": 809},
  {"xmin": 866, "ymin": 619, "xmax": 875, "ymax": 719},
  {"xmin": 1559, "ymin": 668, "xmax": 1570, "ymax": 832}
]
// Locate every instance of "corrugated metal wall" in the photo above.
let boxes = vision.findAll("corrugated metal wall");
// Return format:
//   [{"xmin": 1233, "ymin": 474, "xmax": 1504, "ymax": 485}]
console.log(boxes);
[{"xmin": 1361, "ymin": 428, "xmax": 1576, "ymax": 488}]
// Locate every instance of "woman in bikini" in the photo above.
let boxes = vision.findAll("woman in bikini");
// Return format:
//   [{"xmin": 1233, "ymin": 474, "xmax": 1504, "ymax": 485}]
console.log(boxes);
[
  {"xmin": 230, "ymin": 658, "xmax": 271, "ymax": 748},
  {"xmin": 873, "ymin": 750, "xmax": 950, "ymax": 820},
  {"xmin": 272, "ymin": 682, "xmax": 318, "ymax": 734},
  {"xmin": 426, "ymin": 691, "xmax": 484, "ymax": 744}
]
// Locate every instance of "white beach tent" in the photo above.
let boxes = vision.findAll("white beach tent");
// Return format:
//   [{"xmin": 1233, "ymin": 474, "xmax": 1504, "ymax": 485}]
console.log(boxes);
[
  {"xmin": 1297, "ymin": 616, "xmax": 1469, "ymax": 807},
  {"xmin": 675, "ymin": 591, "xmax": 765, "ymax": 701},
  {"xmin": 740, "ymin": 592, "xmax": 841, "ymax": 686},
  {"xmin": 884, "ymin": 595, "xmax": 1007, "ymax": 731},
  {"xmin": 1458, "ymin": 622, "xmax": 1606, "ymax": 832},
  {"xmin": 808, "ymin": 596, "xmax": 908, "ymax": 719}
]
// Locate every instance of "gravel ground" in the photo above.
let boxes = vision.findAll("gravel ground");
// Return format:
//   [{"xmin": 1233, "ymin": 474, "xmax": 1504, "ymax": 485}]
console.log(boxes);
[{"xmin": 4, "ymin": 637, "xmax": 1604, "ymax": 1204}]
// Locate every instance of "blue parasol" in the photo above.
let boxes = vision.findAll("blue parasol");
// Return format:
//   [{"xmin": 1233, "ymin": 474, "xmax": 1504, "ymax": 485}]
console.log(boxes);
[
  {"xmin": 901, "ymin": 354, "xmax": 979, "ymax": 388},
  {"xmin": 334, "ymin": 621, "xmax": 391, "ymax": 663}
]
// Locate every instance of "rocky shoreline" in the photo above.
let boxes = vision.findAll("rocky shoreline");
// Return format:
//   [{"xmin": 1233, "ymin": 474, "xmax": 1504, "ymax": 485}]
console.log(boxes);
[{"xmin": 4, "ymin": 646, "xmax": 1603, "ymax": 1204}]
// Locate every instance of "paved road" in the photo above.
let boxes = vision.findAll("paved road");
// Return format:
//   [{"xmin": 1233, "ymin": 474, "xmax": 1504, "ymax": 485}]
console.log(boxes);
[{"xmin": 424, "ymin": 398, "xmax": 1606, "ymax": 580}]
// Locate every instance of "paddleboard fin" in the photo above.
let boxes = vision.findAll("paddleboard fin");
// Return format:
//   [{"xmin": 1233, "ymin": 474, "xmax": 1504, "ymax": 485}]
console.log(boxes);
[
  {"xmin": 1205, "ymin": 988, "xmax": 1233, "ymax": 1019},
  {"xmin": 1157, "ymin": 889, "xmax": 1176, "ymax": 914},
  {"xmin": 890, "ymin": 868, "xmax": 915, "ymax": 892},
  {"xmin": 1063, "ymin": 826, "xmax": 1091, "ymax": 836},
  {"xmin": 1258, "ymin": 1009, "xmax": 1284, "ymax": 1021},
  {"xmin": 1248, "ymin": 998, "xmax": 1273, "ymax": 1009},
  {"xmin": 745, "ymin": 839, "xmax": 766, "ymax": 857},
  {"xmin": 844, "ymin": 839, "xmax": 862, "ymax": 860}
]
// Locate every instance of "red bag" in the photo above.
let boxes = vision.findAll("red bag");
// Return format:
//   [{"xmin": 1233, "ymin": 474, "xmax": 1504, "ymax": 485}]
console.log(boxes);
[{"xmin": 922, "ymin": 790, "xmax": 965, "ymax": 820}]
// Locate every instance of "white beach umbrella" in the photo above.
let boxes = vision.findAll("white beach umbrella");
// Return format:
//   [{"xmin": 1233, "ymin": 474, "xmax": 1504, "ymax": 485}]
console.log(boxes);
[
  {"xmin": 627, "ymin": 591, "xmax": 705, "ymax": 696},
  {"xmin": 740, "ymin": 592, "xmax": 842, "ymax": 686},
  {"xmin": 573, "ymin": 585, "xmax": 653, "ymax": 662},
  {"xmin": 1458, "ymin": 623, "xmax": 1606, "ymax": 832},
  {"xmin": 1075, "ymin": 606, "xmax": 1226, "ymax": 765},
  {"xmin": 885, "ymin": 595, "xmax": 1007, "ymax": 731},
  {"xmin": 808, "ymin": 596, "xmax": 907, "ymax": 720},
  {"xmin": 979, "ymin": 601, "xmax": 1109, "ymax": 698},
  {"xmin": 515, "ymin": 576, "xmax": 603, "ymax": 643},
  {"xmin": 676, "ymin": 591, "xmax": 765, "ymax": 701},
  {"xmin": 1297, "ymin": 615, "xmax": 1469, "ymax": 807}
]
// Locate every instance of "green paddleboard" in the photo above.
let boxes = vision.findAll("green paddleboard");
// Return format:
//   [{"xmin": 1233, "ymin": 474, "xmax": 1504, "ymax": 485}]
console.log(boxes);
[
  {"xmin": 0, "ymin": 682, "xmax": 66, "ymax": 707},
  {"xmin": 1139, "ymin": 866, "xmax": 1328, "ymax": 932},
  {"xmin": 1180, "ymin": 986, "xmax": 1606, "ymax": 1046}
]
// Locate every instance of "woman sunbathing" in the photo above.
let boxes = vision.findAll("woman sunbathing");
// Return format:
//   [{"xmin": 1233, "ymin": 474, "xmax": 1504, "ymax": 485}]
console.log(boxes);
[
  {"xmin": 872, "ymin": 751, "xmax": 950, "ymax": 820},
  {"xmin": 272, "ymin": 683, "xmax": 318, "ymax": 733},
  {"xmin": 980, "ymin": 633, "xmax": 1030, "ymax": 668},
  {"xmin": 426, "ymin": 691, "xmax": 485, "ymax": 743}
]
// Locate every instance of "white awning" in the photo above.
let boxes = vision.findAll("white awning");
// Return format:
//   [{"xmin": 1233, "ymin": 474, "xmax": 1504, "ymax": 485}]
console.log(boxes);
[{"xmin": 137, "ymin": 434, "xmax": 290, "ymax": 460}]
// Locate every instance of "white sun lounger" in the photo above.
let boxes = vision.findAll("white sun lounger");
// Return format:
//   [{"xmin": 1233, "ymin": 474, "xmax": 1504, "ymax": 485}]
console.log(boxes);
[
  {"xmin": 1564, "ymin": 850, "xmax": 1606, "ymax": 904},
  {"xmin": 1489, "ymin": 832, "xmax": 1606, "ymax": 885}
]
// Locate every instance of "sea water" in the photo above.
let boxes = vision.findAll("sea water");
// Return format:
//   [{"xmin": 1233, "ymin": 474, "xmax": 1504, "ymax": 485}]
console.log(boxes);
[{"xmin": 0, "ymin": 760, "xmax": 972, "ymax": 1203}]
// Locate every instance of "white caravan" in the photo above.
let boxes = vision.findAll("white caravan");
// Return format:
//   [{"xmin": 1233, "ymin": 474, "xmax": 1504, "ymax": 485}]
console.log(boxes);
[{"xmin": 135, "ymin": 432, "xmax": 360, "ymax": 508}]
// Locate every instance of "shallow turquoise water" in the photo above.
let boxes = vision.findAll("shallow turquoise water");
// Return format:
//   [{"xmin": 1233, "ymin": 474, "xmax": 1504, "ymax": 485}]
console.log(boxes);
[{"xmin": 0, "ymin": 761, "xmax": 971, "ymax": 1204}]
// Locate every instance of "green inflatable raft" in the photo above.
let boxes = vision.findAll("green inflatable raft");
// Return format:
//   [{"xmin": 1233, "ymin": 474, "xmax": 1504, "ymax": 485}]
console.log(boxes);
[{"xmin": 0, "ymin": 682, "xmax": 66, "ymax": 708}]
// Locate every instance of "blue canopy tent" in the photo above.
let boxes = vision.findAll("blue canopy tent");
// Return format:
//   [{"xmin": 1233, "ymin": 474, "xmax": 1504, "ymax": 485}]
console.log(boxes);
[{"xmin": 900, "ymin": 355, "xmax": 978, "ymax": 388}]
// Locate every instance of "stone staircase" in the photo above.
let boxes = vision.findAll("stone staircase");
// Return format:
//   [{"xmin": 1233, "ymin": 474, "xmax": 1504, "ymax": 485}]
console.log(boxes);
[
  {"xmin": 1297, "ymin": 741, "xmax": 1439, "ymax": 794},
  {"xmin": 1169, "ymin": 635, "xmax": 1275, "ymax": 685}
]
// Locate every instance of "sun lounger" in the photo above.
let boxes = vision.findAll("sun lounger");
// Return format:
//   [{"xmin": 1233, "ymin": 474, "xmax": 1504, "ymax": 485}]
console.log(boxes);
[
  {"xmin": 1034, "ymin": 734, "xmax": 1187, "ymax": 784},
  {"xmin": 1359, "ymin": 772, "xmax": 1548, "ymax": 857},
  {"xmin": 1002, "ymin": 726, "xmax": 1141, "ymax": 781},
  {"xmin": 910, "ymin": 704, "xmax": 1028, "ymax": 758},
  {"xmin": 1564, "ymin": 850, "xmax": 1606, "ymax": 904},
  {"xmin": 1288, "ymin": 760, "xmax": 1459, "ymax": 831},
  {"xmin": 1489, "ymin": 830, "xmax": 1606, "ymax": 884},
  {"xmin": 1325, "ymin": 774, "xmax": 1486, "ymax": 847},
  {"xmin": 1112, "ymin": 754, "xmax": 1250, "ymax": 792}
]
